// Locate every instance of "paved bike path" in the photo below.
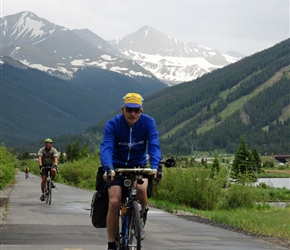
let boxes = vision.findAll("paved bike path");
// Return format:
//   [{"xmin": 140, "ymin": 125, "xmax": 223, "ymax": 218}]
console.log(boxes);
[{"xmin": 0, "ymin": 171, "xmax": 288, "ymax": 250}]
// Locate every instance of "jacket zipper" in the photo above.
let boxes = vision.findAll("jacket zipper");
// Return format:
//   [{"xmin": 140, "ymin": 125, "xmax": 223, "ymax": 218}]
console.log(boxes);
[{"xmin": 125, "ymin": 126, "xmax": 133, "ymax": 165}]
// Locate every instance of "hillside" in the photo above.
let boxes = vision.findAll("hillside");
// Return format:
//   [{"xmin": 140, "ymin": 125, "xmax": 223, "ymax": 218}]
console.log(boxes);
[
  {"xmin": 86, "ymin": 38, "xmax": 290, "ymax": 155},
  {"xmin": 0, "ymin": 58, "xmax": 166, "ymax": 148}
]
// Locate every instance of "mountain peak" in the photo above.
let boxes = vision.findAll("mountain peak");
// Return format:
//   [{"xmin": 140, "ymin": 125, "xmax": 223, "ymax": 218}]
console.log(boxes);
[
  {"xmin": 1, "ymin": 11, "xmax": 243, "ymax": 85},
  {"xmin": 0, "ymin": 11, "xmax": 62, "ymax": 48}
]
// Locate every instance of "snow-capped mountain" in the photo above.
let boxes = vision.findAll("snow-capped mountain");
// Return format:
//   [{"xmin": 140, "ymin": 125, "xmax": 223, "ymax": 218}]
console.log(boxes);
[
  {"xmin": 110, "ymin": 26, "xmax": 242, "ymax": 84},
  {"xmin": 0, "ymin": 11, "xmax": 243, "ymax": 85},
  {"xmin": 0, "ymin": 11, "xmax": 155, "ymax": 80}
]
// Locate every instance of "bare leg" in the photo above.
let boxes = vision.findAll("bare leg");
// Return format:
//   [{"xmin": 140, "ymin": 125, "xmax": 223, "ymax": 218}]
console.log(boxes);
[
  {"xmin": 51, "ymin": 168, "xmax": 57, "ymax": 181},
  {"xmin": 136, "ymin": 178, "xmax": 148, "ymax": 214},
  {"xmin": 106, "ymin": 185, "xmax": 122, "ymax": 242},
  {"xmin": 41, "ymin": 175, "xmax": 47, "ymax": 193}
]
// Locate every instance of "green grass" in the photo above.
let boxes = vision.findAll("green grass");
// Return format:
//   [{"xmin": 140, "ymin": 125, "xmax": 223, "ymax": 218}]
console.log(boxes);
[
  {"xmin": 149, "ymin": 198, "xmax": 290, "ymax": 240},
  {"xmin": 258, "ymin": 171, "xmax": 290, "ymax": 178}
]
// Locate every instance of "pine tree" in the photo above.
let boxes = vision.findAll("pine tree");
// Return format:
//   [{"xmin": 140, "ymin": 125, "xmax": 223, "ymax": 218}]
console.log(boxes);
[
  {"xmin": 65, "ymin": 144, "xmax": 72, "ymax": 162},
  {"xmin": 252, "ymin": 148, "xmax": 262, "ymax": 173},
  {"xmin": 59, "ymin": 152, "xmax": 65, "ymax": 164},
  {"xmin": 232, "ymin": 135, "xmax": 257, "ymax": 182},
  {"xmin": 210, "ymin": 153, "xmax": 220, "ymax": 178},
  {"xmin": 80, "ymin": 144, "xmax": 89, "ymax": 158},
  {"xmin": 71, "ymin": 140, "xmax": 80, "ymax": 161}
]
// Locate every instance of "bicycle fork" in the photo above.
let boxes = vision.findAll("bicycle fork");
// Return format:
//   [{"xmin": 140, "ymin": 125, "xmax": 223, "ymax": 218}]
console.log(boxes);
[
  {"xmin": 120, "ymin": 199, "xmax": 130, "ymax": 247},
  {"xmin": 120, "ymin": 201, "xmax": 142, "ymax": 249},
  {"xmin": 44, "ymin": 173, "xmax": 51, "ymax": 197}
]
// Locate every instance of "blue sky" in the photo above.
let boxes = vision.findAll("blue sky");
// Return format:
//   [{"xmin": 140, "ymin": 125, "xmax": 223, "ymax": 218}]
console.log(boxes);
[{"xmin": 1, "ymin": 0, "xmax": 289, "ymax": 55}]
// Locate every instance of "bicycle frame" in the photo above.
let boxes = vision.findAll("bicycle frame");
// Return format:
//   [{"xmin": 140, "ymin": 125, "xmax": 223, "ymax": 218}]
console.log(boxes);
[
  {"xmin": 43, "ymin": 166, "xmax": 53, "ymax": 205},
  {"xmin": 105, "ymin": 159, "xmax": 175, "ymax": 250},
  {"xmin": 115, "ymin": 168, "xmax": 156, "ymax": 250}
]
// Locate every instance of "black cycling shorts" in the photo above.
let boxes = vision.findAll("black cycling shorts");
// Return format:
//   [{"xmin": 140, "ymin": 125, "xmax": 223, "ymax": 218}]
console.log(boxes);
[{"xmin": 41, "ymin": 166, "xmax": 55, "ymax": 177}]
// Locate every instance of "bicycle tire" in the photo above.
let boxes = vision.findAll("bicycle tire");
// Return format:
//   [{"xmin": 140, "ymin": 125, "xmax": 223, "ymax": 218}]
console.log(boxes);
[
  {"xmin": 48, "ymin": 181, "xmax": 52, "ymax": 205},
  {"xmin": 128, "ymin": 200, "xmax": 141, "ymax": 250},
  {"xmin": 45, "ymin": 191, "xmax": 49, "ymax": 204},
  {"xmin": 45, "ymin": 181, "xmax": 51, "ymax": 205}
]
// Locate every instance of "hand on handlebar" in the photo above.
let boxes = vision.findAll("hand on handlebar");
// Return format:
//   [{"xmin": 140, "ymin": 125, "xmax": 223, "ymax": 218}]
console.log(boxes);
[
  {"xmin": 155, "ymin": 167, "xmax": 163, "ymax": 181},
  {"xmin": 53, "ymin": 165, "xmax": 59, "ymax": 173},
  {"xmin": 103, "ymin": 170, "xmax": 116, "ymax": 182},
  {"xmin": 149, "ymin": 168, "xmax": 162, "ymax": 181}
]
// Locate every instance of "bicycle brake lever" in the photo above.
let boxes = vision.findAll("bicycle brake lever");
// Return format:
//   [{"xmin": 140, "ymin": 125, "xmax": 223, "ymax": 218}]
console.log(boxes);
[
  {"xmin": 157, "ymin": 167, "xmax": 162, "ymax": 181},
  {"xmin": 106, "ymin": 166, "xmax": 112, "ymax": 180}
]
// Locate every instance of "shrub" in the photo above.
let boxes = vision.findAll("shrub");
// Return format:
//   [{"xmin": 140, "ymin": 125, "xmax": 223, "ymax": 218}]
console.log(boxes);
[
  {"xmin": 0, "ymin": 146, "xmax": 18, "ymax": 190},
  {"xmin": 224, "ymin": 184, "xmax": 256, "ymax": 209},
  {"xmin": 153, "ymin": 167, "xmax": 226, "ymax": 210},
  {"xmin": 58, "ymin": 153, "xmax": 100, "ymax": 190}
]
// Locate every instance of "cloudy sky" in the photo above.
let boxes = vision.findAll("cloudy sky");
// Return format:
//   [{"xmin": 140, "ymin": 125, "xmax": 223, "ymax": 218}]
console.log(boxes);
[{"xmin": 1, "ymin": 0, "xmax": 289, "ymax": 55}]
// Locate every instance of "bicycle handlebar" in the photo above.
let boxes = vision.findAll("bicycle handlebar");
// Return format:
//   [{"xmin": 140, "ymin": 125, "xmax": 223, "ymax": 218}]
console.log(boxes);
[
  {"xmin": 114, "ymin": 168, "xmax": 157, "ymax": 175},
  {"xmin": 105, "ymin": 158, "xmax": 175, "ymax": 181}
]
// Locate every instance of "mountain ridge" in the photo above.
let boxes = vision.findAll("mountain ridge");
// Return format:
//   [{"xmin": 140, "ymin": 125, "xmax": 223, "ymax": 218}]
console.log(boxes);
[
  {"xmin": 0, "ymin": 11, "xmax": 243, "ymax": 85},
  {"xmin": 85, "ymin": 38, "xmax": 290, "ymax": 155},
  {"xmin": 0, "ymin": 56, "xmax": 166, "ymax": 147},
  {"xmin": 2, "ymin": 38, "xmax": 289, "ymax": 154}
]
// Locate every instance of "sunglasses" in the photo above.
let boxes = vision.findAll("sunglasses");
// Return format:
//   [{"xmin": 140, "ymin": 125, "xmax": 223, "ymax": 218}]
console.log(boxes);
[{"xmin": 125, "ymin": 107, "xmax": 142, "ymax": 114}]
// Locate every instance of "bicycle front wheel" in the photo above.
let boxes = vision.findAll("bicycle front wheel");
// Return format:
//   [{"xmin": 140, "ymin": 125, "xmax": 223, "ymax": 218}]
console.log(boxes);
[
  {"xmin": 46, "ymin": 181, "xmax": 52, "ymax": 205},
  {"xmin": 128, "ymin": 200, "xmax": 141, "ymax": 250}
]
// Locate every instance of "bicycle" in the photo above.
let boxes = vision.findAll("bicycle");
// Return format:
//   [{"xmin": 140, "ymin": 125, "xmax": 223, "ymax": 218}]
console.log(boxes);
[
  {"xmin": 25, "ymin": 171, "xmax": 29, "ymax": 179},
  {"xmin": 42, "ymin": 166, "xmax": 56, "ymax": 205},
  {"xmin": 110, "ymin": 159, "xmax": 174, "ymax": 250}
]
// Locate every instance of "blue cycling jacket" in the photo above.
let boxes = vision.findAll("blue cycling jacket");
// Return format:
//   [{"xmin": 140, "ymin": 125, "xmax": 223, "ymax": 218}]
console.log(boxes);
[{"xmin": 100, "ymin": 113, "xmax": 161, "ymax": 171}]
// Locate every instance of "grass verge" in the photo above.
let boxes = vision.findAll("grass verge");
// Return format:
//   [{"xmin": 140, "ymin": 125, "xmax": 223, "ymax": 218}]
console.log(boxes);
[{"xmin": 149, "ymin": 198, "xmax": 290, "ymax": 240}]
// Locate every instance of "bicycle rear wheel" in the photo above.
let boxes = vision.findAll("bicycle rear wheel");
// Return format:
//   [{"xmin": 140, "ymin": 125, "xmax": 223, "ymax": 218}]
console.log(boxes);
[{"xmin": 128, "ymin": 200, "xmax": 141, "ymax": 250}]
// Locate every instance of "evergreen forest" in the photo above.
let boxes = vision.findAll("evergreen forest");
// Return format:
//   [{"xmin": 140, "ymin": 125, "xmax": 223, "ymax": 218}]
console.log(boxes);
[{"xmin": 86, "ymin": 38, "xmax": 290, "ymax": 155}]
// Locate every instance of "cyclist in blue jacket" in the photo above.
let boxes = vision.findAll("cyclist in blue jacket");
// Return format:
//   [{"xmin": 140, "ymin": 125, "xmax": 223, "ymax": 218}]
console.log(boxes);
[{"xmin": 100, "ymin": 92, "xmax": 162, "ymax": 250}]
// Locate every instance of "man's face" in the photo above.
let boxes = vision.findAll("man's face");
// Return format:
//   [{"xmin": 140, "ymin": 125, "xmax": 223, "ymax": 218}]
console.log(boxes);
[
  {"xmin": 123, "ymin": 107, "xmax": 142, "ymax": 126},
  {"xmin": 45, "ymin": 142, "xmax": 52, "ymax": 149}
]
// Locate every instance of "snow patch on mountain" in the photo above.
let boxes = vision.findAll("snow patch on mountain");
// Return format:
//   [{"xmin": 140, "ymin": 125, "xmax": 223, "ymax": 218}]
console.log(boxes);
[
  {"xmin": 120, "ymin": 50, "xmax": 223, "ymax": 83},
  {"xmin": 1, "ymin": 12, "xmax": 244, "ymax": 85},
  {"xmin": 110, "ymin": 25, "xmax": 243, "ymax": 84}
]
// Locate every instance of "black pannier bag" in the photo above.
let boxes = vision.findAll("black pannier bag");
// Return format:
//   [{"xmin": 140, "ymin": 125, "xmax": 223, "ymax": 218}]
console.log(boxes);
[{"xmin": 90, "ymin": 167, "xmax": 108, "ymax": 228}]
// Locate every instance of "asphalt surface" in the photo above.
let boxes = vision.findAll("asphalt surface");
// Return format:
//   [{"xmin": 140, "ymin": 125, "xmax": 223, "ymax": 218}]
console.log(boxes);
[{"xmin": 0, "ymin": 171, "xmax": 288, "ymax": 250}]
